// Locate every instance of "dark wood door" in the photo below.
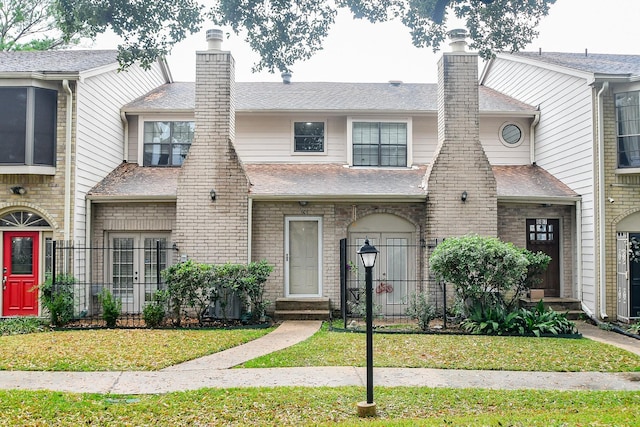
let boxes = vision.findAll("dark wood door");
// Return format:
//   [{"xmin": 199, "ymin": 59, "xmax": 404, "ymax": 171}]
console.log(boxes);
[
  {"xmin": 629, "ymin": 233, "xmax": 640, "ymax": 318},
  {"xmin": 526, "ymin": 219, "xmax": 560, "ymax": 297}
]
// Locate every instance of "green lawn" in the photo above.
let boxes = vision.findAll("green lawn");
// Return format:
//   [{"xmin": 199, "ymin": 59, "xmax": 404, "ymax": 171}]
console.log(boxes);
[
  {"xmin": 240, "ymin": 325, "xmax": 640, "ymax": 372},
  {"xmin": 1, "ymin": 323, "xmax": 639, "ymax": 425},
  {"xmin": 0, "ymin": 387, "xmax": 638, "ymax": 426},
  {"xmin": 0, "ymin": 328, "xmax": 273, "ymax": 371}
]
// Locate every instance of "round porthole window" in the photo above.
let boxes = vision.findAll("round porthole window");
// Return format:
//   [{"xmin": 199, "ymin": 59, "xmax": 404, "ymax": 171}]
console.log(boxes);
[{"xmin": 500, "ymin": 123, "xmax": 523, "ymax": 147}]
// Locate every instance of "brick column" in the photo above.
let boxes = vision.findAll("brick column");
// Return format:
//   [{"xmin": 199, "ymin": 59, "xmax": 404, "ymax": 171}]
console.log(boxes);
[
  {"xmin": 175, "ymin": 37, "xmax": 249, "ymax": 263},
  {"xmin": 425, "ymin": 37, "xmax": 497, "ymax": 240}
]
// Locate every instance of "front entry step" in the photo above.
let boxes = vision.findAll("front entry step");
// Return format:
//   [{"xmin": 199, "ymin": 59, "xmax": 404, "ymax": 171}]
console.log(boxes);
[
  {"xmin": 519, "ymin": 297, "xmax": 583, "ymax": 320},
  {"xmin": 274, "ymin": 297, "xmax": 331, "ymax": 321}
]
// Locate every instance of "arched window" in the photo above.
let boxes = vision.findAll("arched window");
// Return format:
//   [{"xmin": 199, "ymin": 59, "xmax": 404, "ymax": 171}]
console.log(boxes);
[{"xmin": 0, "ymin": 211, "xmax": 50, "ymax": 227}]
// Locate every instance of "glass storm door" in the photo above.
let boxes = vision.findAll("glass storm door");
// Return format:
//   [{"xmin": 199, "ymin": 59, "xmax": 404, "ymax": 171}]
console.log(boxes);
[
  {"xmin": 285, "ymin": 217, "xmax": 322, "ymax": 296},
  {"xmin": 2, "ymin": 231, "xmax": 39, "ymax": 316}
]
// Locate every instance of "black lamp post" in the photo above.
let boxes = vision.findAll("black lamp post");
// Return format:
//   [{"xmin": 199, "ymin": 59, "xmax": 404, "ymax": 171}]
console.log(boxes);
[{"xmin": 356, "ymin": 238, "xmax": 378, "ymax": 417}]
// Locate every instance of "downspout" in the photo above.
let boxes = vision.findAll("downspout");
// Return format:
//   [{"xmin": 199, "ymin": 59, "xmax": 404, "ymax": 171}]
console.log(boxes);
[
  {"xmin": 247, "ymin": 197, "xmax": 253, "ymax": 264},
  {"xmin": 530, "ymin": 110, "xmax": 541, "ymax": 164},
  {"xmin": 120, "ymin": 112, "xmax": 129, "ymax": 161},
  {"xmin": 575, "ymin": 199, "xmax": 585, "ymax": 307},
  {"xmin": 62, "ymin": 80, "xmax": 73, "ymax": 243},
  {"xmin": 597, "ymin": 81, "xmax": 609, "ymax": 319}
]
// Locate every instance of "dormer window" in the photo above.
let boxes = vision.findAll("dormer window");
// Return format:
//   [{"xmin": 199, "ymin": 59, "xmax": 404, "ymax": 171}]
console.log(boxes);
[
  {"xmin": 143, "ymin": 121, "xmax": 194, "ymax": 166},
  {"xmin": 0, "ymin": 87, "xmax": 57, "ymax": 167}
]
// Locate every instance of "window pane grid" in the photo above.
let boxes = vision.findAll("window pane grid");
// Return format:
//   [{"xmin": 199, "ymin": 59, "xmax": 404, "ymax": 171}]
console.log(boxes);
[
  {"xmin": 616, "ymin": 91, "xmax": 640, "ymax": 167},
  {"xmin": 294, "ymin": 122, "xmax": 324, "ymax": 152},
  {"xmin": 143, "ymin": 121, "xmax": 194, "ymax": 166},
  {"xmin": 352, "ymin": 122, "xmax": 407, "ymax": 167}
]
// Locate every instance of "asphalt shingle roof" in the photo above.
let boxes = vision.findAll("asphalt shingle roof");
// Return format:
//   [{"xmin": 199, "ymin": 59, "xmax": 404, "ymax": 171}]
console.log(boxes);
[
  {"xmin": 511, "ymin": 52, "xmax": 640, "ymax": 77},
  {"xmin": 88, "ymin": 163, "xmax": 577, "ymax": 202},
  {"xmin": 0, "ymin": 50, "xmax": 118, "ymax": 73},
  {"xmin": 493, "ymin": 165, "xmax": 578, "ymax": 199},
  {"xmin": 88, "ymin": 162, "xmax": 179, "ymax": 199},
  {"xmin": 123, "ymin": 82, "xmax": 535, "ymax": 113}
]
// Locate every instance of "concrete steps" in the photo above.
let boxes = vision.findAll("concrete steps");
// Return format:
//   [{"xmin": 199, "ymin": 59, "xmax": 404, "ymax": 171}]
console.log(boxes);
[
  {"xmin": 274, "ymin": 297, "xmax": 331, "ymax": 321},
  {"xmin": 519, "ymin": 297, "xmax": 583, "ymax": 320}
]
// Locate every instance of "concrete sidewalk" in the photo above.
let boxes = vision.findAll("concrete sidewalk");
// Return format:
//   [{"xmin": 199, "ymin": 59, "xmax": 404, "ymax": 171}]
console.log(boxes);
[{"xmin": 0, "ymin": 320, "xmax": 638, "ymax": 395}]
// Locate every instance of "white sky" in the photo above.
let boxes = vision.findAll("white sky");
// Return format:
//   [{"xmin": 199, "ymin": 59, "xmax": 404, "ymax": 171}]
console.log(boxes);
[{"xmin": 94, "ymin": 0, "xmax": 640, "ymax": 83}]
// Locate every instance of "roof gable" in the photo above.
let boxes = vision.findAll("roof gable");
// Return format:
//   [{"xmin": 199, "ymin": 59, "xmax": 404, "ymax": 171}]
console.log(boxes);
[{"xmin": 506, "ymin": 52, "xmax": 640, "ymax": 78}]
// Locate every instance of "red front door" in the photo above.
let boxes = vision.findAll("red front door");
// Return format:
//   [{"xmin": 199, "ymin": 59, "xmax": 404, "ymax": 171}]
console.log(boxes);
[{"xmin": 2, "ymin": 231, "xmax": 39, "ymax": 316}]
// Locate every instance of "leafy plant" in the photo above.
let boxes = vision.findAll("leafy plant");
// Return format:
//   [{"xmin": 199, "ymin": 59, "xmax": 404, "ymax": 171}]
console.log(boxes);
[
  {"xmin": 347, "ymin": 287, "xmax": 381, "ymax": 319},
  {"xmin": 143, "ymin": 290, "xmax": 168, "ymax": 328},
  {"xmin": 405, "ymin": 292, "xmax": 437, "ymax": 331},
  {"xmin": 40, "ymin": 274, "xmax": 75, "ymax": 327},
  {"xmin": 99, "ymin": 289, "xmax": 121, "ymax": 328},
  {"xmin": 162, "ymin": 260, "xmax": 213, "ymax": 325},
  {"xmin": 0, "ymin": 317, "xmax": 46, "ymax": 336},
  {"xmin": 430, "ymin": 235, "xmax": 551, "ymax": 316},
  {"xmin": 462, "ymin": 300, "xmax": 577, "ymax": 337},
  {"xmin": 628, "ymin": 323, "xmax": 640, "ymax": 335}
]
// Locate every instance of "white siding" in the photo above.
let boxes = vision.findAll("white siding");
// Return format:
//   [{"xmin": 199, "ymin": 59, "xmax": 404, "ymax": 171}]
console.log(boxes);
[
  {"xmin": 235, "ymin": 115, "xmax": 347, "ymax": 164},
  {"xmin": 480, "ymin": 117, "xmax": 531, "ymax": 165},
  {"xmin": 73, "ymin": 62, "xmax": 167, "ymax": 244},
  {"xmin": 483, "ymin": 57, "xmax": 596, "ymax": 310}
]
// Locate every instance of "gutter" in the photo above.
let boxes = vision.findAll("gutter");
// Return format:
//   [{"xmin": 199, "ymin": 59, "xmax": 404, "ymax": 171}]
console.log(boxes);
[
  {"xmin": 597, "ymin": 81, "xmax": 610, "ymax": 320},
  {"xmin": 576, "ymin": 199, "xmax": 583, "ymax": 303},
  {"xmin": 62, "ymin": 80, "xmax": 73, "ymax": 242},
  {"xmin": 87, "ymin": 195, "xmax": 177, "ymax": 203},
  {"xmin": 247, "ymin": 194, "xmax": 428, "ymax": 203},
  {"xmin": 248, "ymin": 197, "xmax": 253, "ymax": 264}
]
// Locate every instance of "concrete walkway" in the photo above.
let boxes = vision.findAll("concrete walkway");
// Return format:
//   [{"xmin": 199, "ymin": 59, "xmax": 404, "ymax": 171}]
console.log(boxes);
[{"xmin": 0, "ymin": 320, "xmax": 638, "ymax": 394}]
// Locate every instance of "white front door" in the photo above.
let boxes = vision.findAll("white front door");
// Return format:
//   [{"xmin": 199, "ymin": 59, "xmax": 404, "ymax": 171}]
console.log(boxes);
[{"xmin": 285, "ymin": 217, "xmax": 322, "ymax": 297}]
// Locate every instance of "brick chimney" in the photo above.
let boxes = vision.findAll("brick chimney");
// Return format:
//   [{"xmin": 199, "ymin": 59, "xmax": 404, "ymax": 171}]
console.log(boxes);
[
  {"xmin": 424, "ymin": 29, "xmax": 497, "ymax": 239},
  {"xmin": 174, "ymin": 29, "xmax": 250, "ymax": 263}
]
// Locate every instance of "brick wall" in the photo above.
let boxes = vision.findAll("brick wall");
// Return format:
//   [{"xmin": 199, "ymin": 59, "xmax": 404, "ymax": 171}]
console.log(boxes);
[
  {"xmin": 425, "ymin": 52, "xmax": 498, "ymax": 240},
  {"xmin": 498, "ymin": 203, "xmax": 575, "ymax": 298},
  {"xmin": 251, "ymin": 201, "xmax": 426, "ymax": 311},
  {"xmin": 174, "ymin": 48, "xmax": 250, "ymax": 263}
]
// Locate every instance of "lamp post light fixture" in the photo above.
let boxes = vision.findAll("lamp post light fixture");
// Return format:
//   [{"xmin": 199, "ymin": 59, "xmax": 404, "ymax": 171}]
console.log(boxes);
[{"xmin": 356, "ymin": 238, "xmax": 379, "ymax": 417}]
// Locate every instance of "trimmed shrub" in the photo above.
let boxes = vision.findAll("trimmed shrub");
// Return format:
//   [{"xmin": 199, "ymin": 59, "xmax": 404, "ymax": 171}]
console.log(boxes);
[
  {"xmin": 40, "ymin": 274, "xmax": 75, "ymax": 327},
  {"xmin": 99, "ymin": 288, "xmax": 122, "ymax": 328}
]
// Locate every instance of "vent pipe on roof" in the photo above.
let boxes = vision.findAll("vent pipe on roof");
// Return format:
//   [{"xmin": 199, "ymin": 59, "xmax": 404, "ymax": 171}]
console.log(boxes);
[
  {"xmin": 281, "ymin": 71, "xmax": 292, "ymax": 84},
  {"xmin": 389, "ymin": 80, "xmax": 402, "ymax": 87},
  {"xmin": 206, "ymin": 29, "xmax": 223, "ymax": 50},
  {"xmin": 448, "ymin": 28, "xmax": 467, "ymax": 52}
]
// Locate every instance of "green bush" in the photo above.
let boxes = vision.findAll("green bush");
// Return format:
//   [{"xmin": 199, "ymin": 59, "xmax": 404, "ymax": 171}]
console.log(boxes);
[
  {"xmin": 143, "ymin": 290, "xmax": 168, "ymax": 328},
  {"xmin": 99, "ymin": 288, "xmax": 122, "ymax": 328},
  {"xmin": 462, "ymin": 300, "xmax": 577, "ymax": 336},
  {"xmin": 429, "ymin": 235, "xmax": 549, "ymax": 316},
  {"xmin": 162, "ymin": 259, "xmax": 274, "ymax": 325},
  {"xmin": 405, "ymin": 292, "xmax": 437, "ymax": 331},
  {"xmin": 40, "ymin": 274, "xmax": 75, "ymax": 327},
  {"xmin": 0, "ymin": 317, "xmax": 46, "ymax": 336}
]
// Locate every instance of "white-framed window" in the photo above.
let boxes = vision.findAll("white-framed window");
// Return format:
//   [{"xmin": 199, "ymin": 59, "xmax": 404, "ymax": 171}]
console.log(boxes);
[
  {"xmin": 142, "ymin": 120, "xmax": 194, "ymax": 166},
  {"xmin": 347, "ymin": 117, "xmax": 412, "ymax": 167},
  {"xmin": 499, "ymin": 122, "xmax": 524, "ymax": 147},
  {"xmin": 616, "ymin": 90, "xmax": 640, "ymax": 168},
  {"xmin": 293, "ymin": 121, "xmax": 326, "ymax": 154},
  {"xmin": 0, "ymin": 86, "xmax": 57, "ymax": 168}
]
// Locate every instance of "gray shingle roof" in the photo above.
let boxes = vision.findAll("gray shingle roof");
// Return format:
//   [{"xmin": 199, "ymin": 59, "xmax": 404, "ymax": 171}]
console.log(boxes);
[
  {"xmin": 88, "ymin": 162, "xmax": 179, "ymax": 199},
  {"xmin": 0, "ymin": 50, "xmax": 118, "ymax": 73},
  {"xmin": 511, "ymin": 52, "xmax": 640, "ymax": 77},
  {"xmin": 123, "ymin": 81, "xmax": 535, "ymax": 113},
  {"xmin": 245, "ymin": 164, "xmax": 427, "ymax": 199}
]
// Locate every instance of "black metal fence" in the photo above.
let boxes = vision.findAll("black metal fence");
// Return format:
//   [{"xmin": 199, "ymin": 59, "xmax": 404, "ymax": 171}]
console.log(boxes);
[
  {"xmin": 339, "ymin": 238, "xmax": 449, "ymax": 329},
  {"xmin": 48, "ymin": 240, "xmax": 179, "ymax": 327}
]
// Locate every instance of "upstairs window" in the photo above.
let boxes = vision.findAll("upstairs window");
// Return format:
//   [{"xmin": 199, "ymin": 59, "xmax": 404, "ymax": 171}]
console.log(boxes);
[
  {"xmin": 294, "ymin": 121, "xmax": 325, "ymax": 153},
  {"xmin": 0, "ymin": 87, "xmax": 57, "ymax": 166},
  {"xmin": 143, "ymin": 121, "xmax": 194, "ymax": 166},
  {"xmin": 616, "ymin": 91, "xmax": 640, "ymax": 168},
  {"xmin": 352, "ymin": 122, "xmax": 407, "ymax": 167}
]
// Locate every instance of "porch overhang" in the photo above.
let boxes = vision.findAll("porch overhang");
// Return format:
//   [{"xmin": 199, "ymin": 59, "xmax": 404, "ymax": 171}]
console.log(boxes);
[
  {"xmin": 493, "ymin": 165, "xmax": 580, "ymax": 202},
  {"xmin": 245, "ymin": 163, "xmax": 427, "ymax": 202}
]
